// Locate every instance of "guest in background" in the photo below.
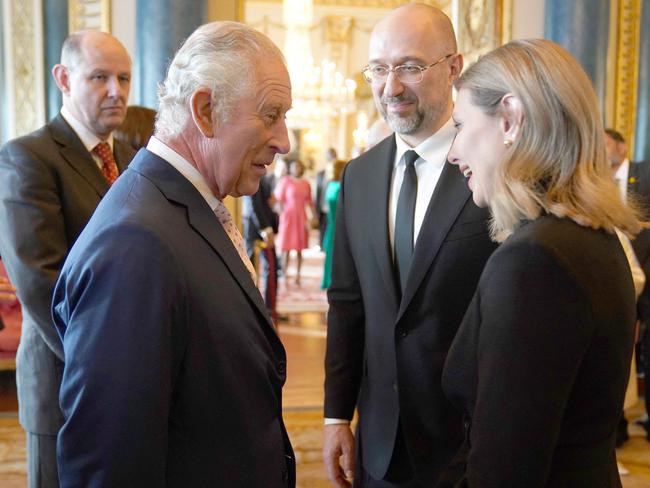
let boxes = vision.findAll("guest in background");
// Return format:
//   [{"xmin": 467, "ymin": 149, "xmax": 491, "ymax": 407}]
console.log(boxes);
[
  {"xmin": 275, "ymin": 159, "xmax": 314, "ymax": 286},
  {"xmin": 315, "ymin": 147, "xmax": 337, "ymax": 248},
  {"xmin": 243, "ymin": 166, "xmax": 281, "ymax": 323},
  {"xmin": 0, "ymin": 30, "xmax": 134, "ymax": 488},
  {"xmin": 113, "ymin": 105, "xmax": 157, "ymax": 151},
  {"xmin": 605, "ymin": 127, "xmax": 650, "ymax": 445},
  {"xmin": 321, "ymin": 159, "xmax": 347, "ymax": 289},
  {"xmin": 52, "ymin": 21, "xmax": 295, "ymax": 487},
  {"xmin": 442, "ymin": 38, "xmax": 641, "ymax": 486}
]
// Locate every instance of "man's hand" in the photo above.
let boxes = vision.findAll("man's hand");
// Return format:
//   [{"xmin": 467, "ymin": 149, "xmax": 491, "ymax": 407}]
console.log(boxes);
[
  {"xmin": 261, "ymin": 228, "xmax": 274, "ymax": 248},
  {"xmin": 323, "ymin": 424, "xmax": 355, "ymax": 488}
]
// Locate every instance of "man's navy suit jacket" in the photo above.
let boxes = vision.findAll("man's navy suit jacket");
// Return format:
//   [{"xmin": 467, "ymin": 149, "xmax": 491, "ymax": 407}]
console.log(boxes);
[{"xmin": 53, "ymin": 149, "xmax": 295, "ymax": 487}]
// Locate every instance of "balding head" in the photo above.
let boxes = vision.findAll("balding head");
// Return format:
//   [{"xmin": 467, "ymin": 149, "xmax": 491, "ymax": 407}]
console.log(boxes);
[
  {"xmin": 371, "ymin": 3, "xmax": 457, "ymax": 58},
  {"xmin": 53, "ymin": 30, "xmax": 132, "ymax": 139},
  {"xmin": 367, "ymin": 3, "xmax": 462, "ymax": 146}
]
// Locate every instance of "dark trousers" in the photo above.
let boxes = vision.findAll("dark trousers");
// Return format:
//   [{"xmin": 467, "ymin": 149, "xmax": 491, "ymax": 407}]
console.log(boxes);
[{"xmin": 248, "ymin": 240, "xmax": 278, "ymax": 322}]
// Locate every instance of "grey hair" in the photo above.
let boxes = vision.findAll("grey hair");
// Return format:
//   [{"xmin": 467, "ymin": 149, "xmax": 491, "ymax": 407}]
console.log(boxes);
[
  {"xmin": 60, "ymin": 31, "xmax": 91, "ymax": 70},
  {"xmin": 155, "ymin": 21, "xmax": 285, "ymax": 138}
]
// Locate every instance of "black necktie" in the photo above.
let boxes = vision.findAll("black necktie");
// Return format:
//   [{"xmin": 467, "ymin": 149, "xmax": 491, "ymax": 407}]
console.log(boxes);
[{"xmin": 394, "ymin": 150, "xmax": 419, "ymax": 294}]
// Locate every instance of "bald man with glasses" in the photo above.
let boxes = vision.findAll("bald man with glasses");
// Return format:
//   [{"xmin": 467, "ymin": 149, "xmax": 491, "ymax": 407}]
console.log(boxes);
[{"xmin": 323, "ymin": 4, "xmax": 497, "ymax": 487}]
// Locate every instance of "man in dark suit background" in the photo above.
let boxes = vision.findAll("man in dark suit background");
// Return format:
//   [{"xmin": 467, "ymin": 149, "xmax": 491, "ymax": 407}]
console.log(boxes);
[
  {"xmin": 605, "ymin": 128, "xmax": 650, "ymax": 443},
  {"xmin": 315, "ymin": 147, "xmax": 337, "ymax": 248},
  {"xmin": 52, "ymin": 21, "xmax": 295, "ymax": 487},
  {"xmin": 323, "ymin": 4, "xmax": 497, "ymax": 487},
  {"xmin": 0, "ymin": 30, "xmax": 133, "ymax": 488},
  {"xmin": 243, "ymin": 166, "xmax": 281, "ymax": 323}
]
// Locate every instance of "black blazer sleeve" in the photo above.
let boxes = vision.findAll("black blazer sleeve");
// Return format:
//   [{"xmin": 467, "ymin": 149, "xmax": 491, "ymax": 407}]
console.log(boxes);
[{"xmin": 324, "ymin": 164, "xmax": 366, "ymax": 420}]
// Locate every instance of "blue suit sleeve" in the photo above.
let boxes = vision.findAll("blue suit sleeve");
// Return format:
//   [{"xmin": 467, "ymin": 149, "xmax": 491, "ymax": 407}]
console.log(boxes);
[{"xmin": 53, "ymin": 222, "xmax": 187, "ymax": 487}]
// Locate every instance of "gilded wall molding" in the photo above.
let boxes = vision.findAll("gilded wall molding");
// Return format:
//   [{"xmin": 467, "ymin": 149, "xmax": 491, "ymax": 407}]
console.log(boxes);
[
  {"xmin": 69, "ymin": 0, "xmax": 111, "ymax": 32},
  {"xmin": 456, "ymin": 0, "xmax": 509, "ymax": 64},
  {"xmin": 2, "ymin": 0, "xmax": 45, "ymax": 138},
  {"xmin": 612, "ymin": 0, "xmax": 641, "ymax": 151},
  {"xmin": 249, "ymin": 0, "xmax": 448, "ymax": 8}
]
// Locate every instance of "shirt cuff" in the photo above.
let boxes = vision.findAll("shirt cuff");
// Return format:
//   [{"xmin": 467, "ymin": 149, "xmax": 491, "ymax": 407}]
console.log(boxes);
[{"xmin": 324, "ymin": 418, "xmax": 350, "ymax": 425}]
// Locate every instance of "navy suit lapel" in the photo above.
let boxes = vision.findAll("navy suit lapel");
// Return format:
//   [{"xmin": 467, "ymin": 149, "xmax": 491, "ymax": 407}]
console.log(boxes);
[
  {"xmin": 397, "ymin": 161, "xmax": 472, "ymax": 320},
  {"xmin": 367, "ymin": 138, "xmax": 401, "ymax": 309},
  {"xmin": 49, "ymin": 114, "xmax": 110, "ymax": 197},
  {"xmin": 131, "ymin": 151, "xmax": 274, "ymax": 330}
]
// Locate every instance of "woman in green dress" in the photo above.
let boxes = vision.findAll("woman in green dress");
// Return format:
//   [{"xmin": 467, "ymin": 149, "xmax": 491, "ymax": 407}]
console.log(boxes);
[{"xmin": 321, "ymin": 159, "xmax": 347, "ymax": 289}]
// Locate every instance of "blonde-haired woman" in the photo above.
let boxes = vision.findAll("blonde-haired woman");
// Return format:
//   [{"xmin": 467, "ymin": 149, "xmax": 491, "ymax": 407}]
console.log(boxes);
[{"xmin": 442, "ymin": 39, "xmax": 641, "ymax": 486}]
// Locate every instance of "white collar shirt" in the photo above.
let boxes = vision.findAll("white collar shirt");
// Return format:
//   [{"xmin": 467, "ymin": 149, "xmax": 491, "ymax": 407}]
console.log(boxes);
[
  {"xmin": 146, "ymin": 136, "xmax": 220, "ymax": 212},
  {"xmin": 614, "ymin": 158, "xmax": 630, "ymax": 200},
  {"xmin": 388, "ymin": 118, "xmax": 456, "ymax": 255},
  {"xmin": 60, "ymin": 106, "xmax": 114, "ymax": 170}
]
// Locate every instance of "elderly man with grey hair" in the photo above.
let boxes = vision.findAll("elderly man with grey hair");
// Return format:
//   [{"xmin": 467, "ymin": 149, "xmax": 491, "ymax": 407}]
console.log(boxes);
[{"xmin": 52, "ymin": 21, "xmax": 295, "ymax": 487}]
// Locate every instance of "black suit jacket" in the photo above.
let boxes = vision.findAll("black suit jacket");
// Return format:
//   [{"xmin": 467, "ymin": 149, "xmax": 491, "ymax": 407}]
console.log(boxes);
[
  {"xmin": 324, "ymin": 136, "xmax": 497, "ymax": 483},
  {"xmin": 627, "ymin": 161, "xmax": 650, "ymax": 320},
  {"xmin": 443, "ymin": 215, "xmax": 634, "ymax": 487},
  {"xmin": 0, "ymin": 113, "xmax": 133, "ymax": 434},
  {"xmin": 53, "ymin": 150, "xmax": 295, "ymax": 487}
]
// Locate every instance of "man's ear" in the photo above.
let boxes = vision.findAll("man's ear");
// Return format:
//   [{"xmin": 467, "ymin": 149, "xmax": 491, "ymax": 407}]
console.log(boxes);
[
  {"xmin": 190, "ymin": 89, "xmax": 215, "ymax": 138},
  {"xmin": 500, "ymin": 93, "xmax": 523, "ymax": 144},
  {"xmin": 449, "ymin": 53, "xmax": 464, "ymax": 84},
  {"xmin": 51, "ymin": 64, "xmax": 71, "ymax": 96}
]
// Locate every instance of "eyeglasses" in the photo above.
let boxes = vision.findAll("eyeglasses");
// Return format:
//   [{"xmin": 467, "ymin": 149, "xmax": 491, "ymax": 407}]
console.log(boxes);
[{"xmin": 362, "ymin": 53, "xmax": 456, "ymax": 84}]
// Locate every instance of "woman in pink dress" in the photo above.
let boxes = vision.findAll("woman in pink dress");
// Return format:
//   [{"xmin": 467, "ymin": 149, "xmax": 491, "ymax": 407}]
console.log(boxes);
[{"xmin": 274, "ymin": 160, "xmax": 314, "ymax": 286}]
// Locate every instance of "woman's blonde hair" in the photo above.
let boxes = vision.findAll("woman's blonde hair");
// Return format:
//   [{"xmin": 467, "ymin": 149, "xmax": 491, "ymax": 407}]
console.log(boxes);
[{"xmin": 456, "ymin": 39, "xmax": 640, "ymax": 242}]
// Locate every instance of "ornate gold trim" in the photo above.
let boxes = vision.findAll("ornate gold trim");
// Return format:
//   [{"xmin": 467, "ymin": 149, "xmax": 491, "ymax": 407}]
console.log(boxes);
[
  {"xmin": 613, "ymin": 0, "xmax": 641, "ymax": 153},
  {"xmin": 4, "ymin": 0, "xmax": 46, "ymax": 138},
  {"xmin": 500, "ymin": 0, "xmax": 512, "ymax": 45},
  {"xmin": 248, "ymin": 0, "xmax": 446, "ymax": 7},
  {"xmin": 68, "ymin": 0, "xmax": 112, "ymax": 33}
]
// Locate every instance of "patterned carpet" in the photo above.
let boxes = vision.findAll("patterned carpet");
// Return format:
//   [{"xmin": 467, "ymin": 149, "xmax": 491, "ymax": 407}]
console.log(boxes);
[{"xmin": 276, "ymin": 246, "xmax": 329, "ymax": 314}]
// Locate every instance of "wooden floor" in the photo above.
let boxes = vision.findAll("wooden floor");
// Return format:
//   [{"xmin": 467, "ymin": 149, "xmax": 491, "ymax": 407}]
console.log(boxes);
[{"xmin": 0, "ymin": 248, "xmax": 649, "ymax": 487}]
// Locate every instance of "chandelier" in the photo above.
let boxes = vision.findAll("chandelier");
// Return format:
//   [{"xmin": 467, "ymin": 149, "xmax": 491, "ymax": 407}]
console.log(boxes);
[{"xmin": 283, "ymin": 0, "xmax": 357, "ymax": 128}]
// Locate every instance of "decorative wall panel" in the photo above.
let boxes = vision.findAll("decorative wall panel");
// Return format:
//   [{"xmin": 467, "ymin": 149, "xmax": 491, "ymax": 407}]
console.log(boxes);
[
  {"xmin": 69, "ymin": 0, "xmax": 111, "ymax": 32},
  {"xmin": 2, "ymin": 0, "xmax": 45, "ymax": 139}
]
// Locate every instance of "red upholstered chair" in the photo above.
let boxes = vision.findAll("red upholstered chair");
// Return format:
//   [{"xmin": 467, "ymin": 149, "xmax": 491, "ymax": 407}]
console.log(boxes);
[{"xmin": 0, "ymin": 262, "xmax": 20, "ymax": 369}]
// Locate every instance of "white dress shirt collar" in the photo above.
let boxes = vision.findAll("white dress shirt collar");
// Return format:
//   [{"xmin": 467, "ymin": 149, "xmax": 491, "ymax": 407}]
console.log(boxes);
[
  {"xmin": 60, "ymin": 106, "xmax": 113, "ymax": 153},
  {"xmin": 615, "ymin": 158, "xmax": 630, "ymax": 199},
  {"xmin": 146, "ymin": 136, "xmax": 220, "ymax": 211},
  {"xmin": 393, "ymin": 118, "xmax": 455, "ymax": 170}
]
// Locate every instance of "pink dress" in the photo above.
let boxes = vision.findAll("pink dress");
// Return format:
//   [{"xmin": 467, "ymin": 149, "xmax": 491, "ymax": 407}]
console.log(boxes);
[{"xmin": 275, "ymin": 176, "xmax": 312, "ymax": 251}]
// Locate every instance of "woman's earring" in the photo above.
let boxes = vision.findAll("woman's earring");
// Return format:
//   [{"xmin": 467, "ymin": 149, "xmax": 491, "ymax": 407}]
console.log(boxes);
[{"xmin": 503, "ymin": 140, "xmax": 513, "ymax": 147}]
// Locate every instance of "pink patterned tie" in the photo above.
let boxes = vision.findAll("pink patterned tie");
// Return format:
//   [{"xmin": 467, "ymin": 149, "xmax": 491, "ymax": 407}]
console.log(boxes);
[
  {"xmin": 92, "ymin": 142, "xmax": 119, "ymax": 184},
  {"xmin": 214, "ymin": 200, "xmax": 257, "ymax": 282}
]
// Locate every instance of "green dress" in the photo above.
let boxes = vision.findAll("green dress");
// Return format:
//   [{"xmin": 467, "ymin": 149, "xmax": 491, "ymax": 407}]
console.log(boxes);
[{"xmin": 321, "ymin": 181, "xmax": 341, "ymax": 289}]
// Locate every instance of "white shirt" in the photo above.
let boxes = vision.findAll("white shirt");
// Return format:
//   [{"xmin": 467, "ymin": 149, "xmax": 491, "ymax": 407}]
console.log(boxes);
[
  {"xmin": 60, "ymin": 106, "xmax": 113, "ymax": 171},
  {"xmin": 147, "ymin": 136, "xmax": 220, "ymax": 212},
  {"xmin": 614, "ymin": 158, "xmax": 630, "ymax": 200},
  {"xmin": 388, "ymin": 118, "xmax": 456, "ymax": 255}
]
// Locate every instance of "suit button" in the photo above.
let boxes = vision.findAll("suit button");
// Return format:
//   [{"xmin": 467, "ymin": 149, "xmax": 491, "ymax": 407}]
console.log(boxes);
[
  {"xmin": 397, "ymin": 328, "xmax": 407, "ymax": 338},
  {"xmin": 393, "ymin": 382, "xmax": 398, "ymax": 392},
  {"xmin": 277, "ymin": 361, "xmax": 286, "ymax": 374}
]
